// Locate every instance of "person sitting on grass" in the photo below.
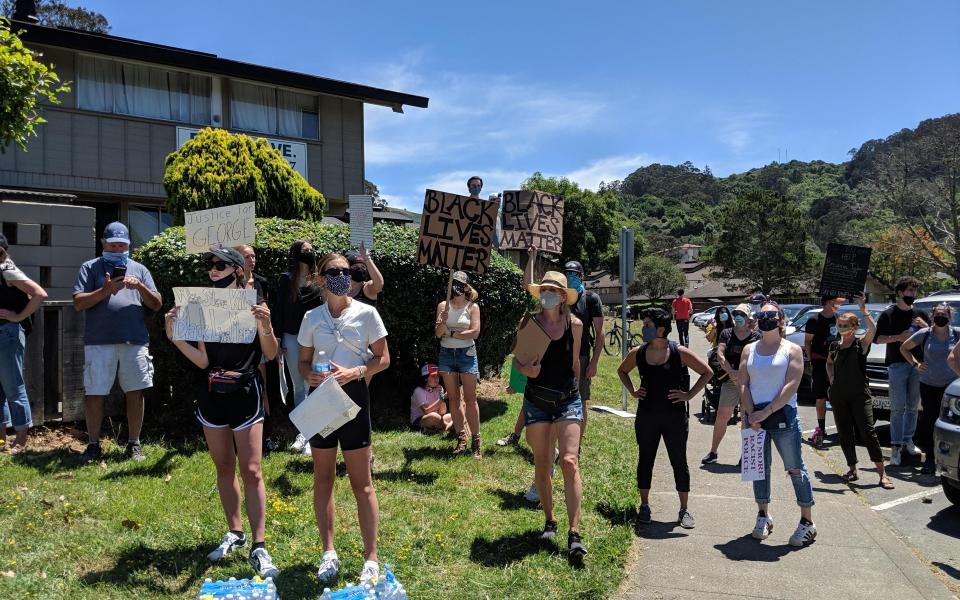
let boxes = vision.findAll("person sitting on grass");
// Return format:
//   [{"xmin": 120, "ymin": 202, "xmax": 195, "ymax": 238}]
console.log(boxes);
[{"xmin": 411, "ymin": 363, "xmax": 453, "ymax": 433}]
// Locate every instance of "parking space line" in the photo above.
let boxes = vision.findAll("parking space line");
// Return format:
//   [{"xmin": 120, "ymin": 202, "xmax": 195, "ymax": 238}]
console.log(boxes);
[{"xmin": 871, "ymin": 488, "xmax": 942, "ymax": 511}]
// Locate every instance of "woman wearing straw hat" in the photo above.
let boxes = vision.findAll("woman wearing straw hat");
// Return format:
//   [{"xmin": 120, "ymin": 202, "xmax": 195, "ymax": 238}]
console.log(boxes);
[
  {"xmin": 513, "ymin": 271, "xmax": 588, "ymax": 566},
  {"xmin": 436, "ymin": 271, "xmax": 483, "ymax": 458}
]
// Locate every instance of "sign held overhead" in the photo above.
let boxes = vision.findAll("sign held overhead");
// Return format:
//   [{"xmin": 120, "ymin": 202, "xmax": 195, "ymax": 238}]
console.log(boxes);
[
  {"xmin": 499, "ymin": 190, "xmax": 564, "ymax": 253},
  {"xmin": 819, "ymin": 243, "xmax": 872, "ymax": 299},
  {"xmin": 416, "ymin": 189, "xmax": 499, "ymax": 274},
  {"xmin": 184, "ymin": 202, "xmax": 256, "ymax": 255},
  {"xmin": 348, "ymin": 194, "xmax": 375, "ymax": 251}
]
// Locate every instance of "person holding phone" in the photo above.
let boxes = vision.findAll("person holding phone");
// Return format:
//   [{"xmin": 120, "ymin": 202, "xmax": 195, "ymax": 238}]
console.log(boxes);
[{"xmin": 73, "ymin": 222, "xmax": 161, "ymax": 462}]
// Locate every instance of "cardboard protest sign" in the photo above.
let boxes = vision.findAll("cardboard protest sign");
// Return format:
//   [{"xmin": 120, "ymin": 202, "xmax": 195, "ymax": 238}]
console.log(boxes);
[
  {"xmin": 171, "ymin": 287, "xmax": 258, "ymax": 343},
  {"xmin": 499, "ymin": 190, "xmax": 564, "ymax": 252},
  {"xmin": 417, "ymin": 190, "xmax": 499, "ymax": 274},
  {"xmin": 740, "ymin": 428, "xmax": 766, "ymax": 482},
  {"xmin": 184, "ymin": 202, "xmax": 255, "ymax": 254},
  {"xmin": 289, "ymin": 377, "xmax": 361, "ymax": 439},
  {"xmin": 819, "ymin": 243, "xmax": 872, "ymax": 299},
  {"xmin": 348, "ymin": 194, "xmax": 375, "ymax": 251},
  {"xmin": 512, "ymin": 314, "xmax": 551, "ymax": 367}
]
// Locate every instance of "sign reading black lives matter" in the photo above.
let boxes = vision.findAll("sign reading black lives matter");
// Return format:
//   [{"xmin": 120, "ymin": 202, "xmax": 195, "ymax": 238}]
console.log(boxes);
[
  {"xmin": 819, "ymin": 243, "xmax": 872, "ymax": 299},
  {"xmin": 499, "ymin": 190, "xmax": 564, "ymax": 252},
  {"xmin": 416, "ymin": 190, "xmax": 500, "ymax": 274}
]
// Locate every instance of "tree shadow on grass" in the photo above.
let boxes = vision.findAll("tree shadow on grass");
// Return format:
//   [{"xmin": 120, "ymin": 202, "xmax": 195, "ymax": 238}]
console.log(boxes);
[
  {"xmin": 469, "ymin": 530, "xmax": 560, "ymax": 567},
  {"xmin": 714, "ymin": 534, "xmax": 805, "ymax": 562},
  {"xmin": 478, "ymin": 399, "xmax": 509, "ymax": 423},
  {"xmin": 490, "ymin": 487, "xmax": 539, "ymax": 511},
  {"xmin": 80, "ymin": 541, "xmax": 211, "ymax": 595}
]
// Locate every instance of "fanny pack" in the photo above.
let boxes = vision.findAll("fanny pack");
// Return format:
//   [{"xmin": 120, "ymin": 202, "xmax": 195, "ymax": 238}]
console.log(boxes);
[
  {"xmin": 208, "ymin": 369, "xmax": 256, "ymax": 395},
  {"xmin": 525, "ymin": 382, "xmax": 578, "ymax": 412},
  {"xmin": 752, "ymin": 402, "xmax": 792, "ymax": 431}
]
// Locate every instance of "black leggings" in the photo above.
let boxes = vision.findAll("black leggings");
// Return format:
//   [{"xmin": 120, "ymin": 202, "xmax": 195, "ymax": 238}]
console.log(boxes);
[
  {"xmin": 831, "ymin": 391, "xmax": 883, "ymax": 466},
  {"xmin": 918, "ymin": 383, "xmax": 945, "ymax": 457},
  {"xmin": 635, "ymin": 410, "xmax": 690, "ymax": 492}
]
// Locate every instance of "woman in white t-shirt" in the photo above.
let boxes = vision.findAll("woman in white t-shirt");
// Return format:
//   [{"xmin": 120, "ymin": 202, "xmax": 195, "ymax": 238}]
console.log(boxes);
[{"xmin": 297, "ymin": 253, "xmax": 390, "ymax": 587}]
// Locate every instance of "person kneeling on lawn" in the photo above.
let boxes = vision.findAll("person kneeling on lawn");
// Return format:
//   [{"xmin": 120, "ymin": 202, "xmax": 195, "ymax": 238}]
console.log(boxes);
[{"xmin": 411, "ymin": 363, "xmax": 453, "ymax": 433}]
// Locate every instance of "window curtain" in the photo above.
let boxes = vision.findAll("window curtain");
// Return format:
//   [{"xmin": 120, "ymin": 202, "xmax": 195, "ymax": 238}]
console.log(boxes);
[
  {"xmin": 278, "ymin": 90, "xmax": 313, "ymax": 137},
  {"xmin": 231, "ymin": 81, "xmax": 277, "ymax": 134},
  {"xmin": 77, "ymin": 55, "xmax": 121, "ymax": 113}
]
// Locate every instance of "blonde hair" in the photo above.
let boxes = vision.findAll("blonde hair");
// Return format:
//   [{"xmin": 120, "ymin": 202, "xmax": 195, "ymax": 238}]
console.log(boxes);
[{"xmin": 837, "ymin": 312, "xmax": 860, "ymax": 328}]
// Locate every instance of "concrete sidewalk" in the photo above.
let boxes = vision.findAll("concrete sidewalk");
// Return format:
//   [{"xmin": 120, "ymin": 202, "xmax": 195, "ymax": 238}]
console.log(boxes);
[{"xmin": 613, "ymin": 340, "xmax": 955, "ymax": 600}]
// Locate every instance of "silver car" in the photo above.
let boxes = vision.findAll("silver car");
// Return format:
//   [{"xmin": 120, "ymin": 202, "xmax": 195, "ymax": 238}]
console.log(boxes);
[{"xmin": 935, "ymin": 379, "xmax": 960, "ymax": 506}]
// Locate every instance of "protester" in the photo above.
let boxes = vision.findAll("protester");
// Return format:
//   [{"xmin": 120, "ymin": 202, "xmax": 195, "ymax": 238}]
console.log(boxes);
[
  {"xmin": 163, "ymin": 246, "xmax": 280, "ymax": 578},
  {"xmin": 512, "ymin": 271, "xmax": 588, "ymax": 565},
  {"xmin": 739, "ymin": 302, "xmax": 816, "ymax": 547},
  {"xmin": 618, "ymin": 308, "xmax": 712, "ymax": 529},
  {"xmin": 236, "ymin": 244, "xmax": 276, "ymax": 454},
  {"xmin": 73, "ymin": 222, "xmax": 161, "ymax": 462},
  {"xmin": 900, "ymin": 302, "xmax": 959, "ymax": 474},
  {"xmin": 467, "ymin": 175, "xmax": 484, "ymax": 199},
  {"xmin": 827, "ymin": 296, "xmax": 894, "ymax": 488},
  {"xmin": 672, "ymin": 289, "xmax": 694, "ymax": 347},
  {"xmin": 705, "ymin": 306, "xmax": 732, "ymax": 348},
  {"xmin": 749, "ymin": 293, "xmax": 767, "ymax": 318},
  {"xmin": 346, "ymin": 242, "xmax": 384, "ymax": 307},
  {"xmin": 0, "ymin": 234, "xmax": 48, "ymax": 453},
  {"xmin": 702, "ymin": 304, "xmax": 759, "ymax": 464},
  {"xmin": 272, "ymin": 240, "xmax": 323, "ymax": 454},
  {"xmin": 297, "ymin": 252, "xmax": 390, "ymax": 586},
  {"xmin": 435, "ymin": 271, "xmax": 482, "ymax": 458},
  {"xmin": 875, "ymin": 276, "xmax": 929, "ymax": 466},
  {"xmin": 410, "ymin": 363, "xmax": 453, "ymax": 433},
  {"xmin": 804, "ymin": 294, "xmax": 844, "ymax": 449}
]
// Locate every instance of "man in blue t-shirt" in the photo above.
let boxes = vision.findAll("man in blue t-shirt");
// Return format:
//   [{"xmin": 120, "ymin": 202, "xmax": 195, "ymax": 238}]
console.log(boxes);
[{"xmin": 73, "ymin": 222, "xmax": 162, "ymax": 462}]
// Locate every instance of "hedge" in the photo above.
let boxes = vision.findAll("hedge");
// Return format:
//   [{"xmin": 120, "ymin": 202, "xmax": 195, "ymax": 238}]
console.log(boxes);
[{"xmin": 133, "ymin": 219, "xmax": 527, "ymax": 423}]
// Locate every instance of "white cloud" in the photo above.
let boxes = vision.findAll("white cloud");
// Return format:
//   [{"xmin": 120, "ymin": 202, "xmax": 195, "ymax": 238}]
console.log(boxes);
[
  {"xmin": 713, "ymin": 111, "xmax": 774, "ymax": 154},
  {"xmin": 564, "ymin": 153, "xmax": 656, "ymax": 190}
]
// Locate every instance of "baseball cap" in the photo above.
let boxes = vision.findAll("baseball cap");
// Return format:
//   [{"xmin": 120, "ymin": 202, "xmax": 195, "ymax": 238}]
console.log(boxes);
[
  {"xmin": 202, "ymin": 246, "xmax": 245, "ymax": 267},
  {"xmin": 102, "ymin": 221, "xmax": 130, "ymax": 244},
  {"xmin": 733, "ymin": 303, "xmax": 753, "ymax": 317},
  {"xmin": 421, "ymin": 363, "xmax": 439, "ymax": 377},
  {"xmin": 749, "ymin": 293, "xmax": 767, "ymax": 304},
  {"xmin": 452, "ymin": 271, "xmax": 470, "ymax": 285},
  {"xmin": 564, "ymin": 261, "xmax": 584, "ymax": 275}
]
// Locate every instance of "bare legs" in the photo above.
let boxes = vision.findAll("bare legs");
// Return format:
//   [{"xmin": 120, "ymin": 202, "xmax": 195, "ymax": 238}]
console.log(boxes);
[
  {"xmin": 312, "ymin": 445, "xmax": 379, "ymax": 561},
  {"xmin": 203, "ymin": 423, "xmax": 266, "ymax": 542}
]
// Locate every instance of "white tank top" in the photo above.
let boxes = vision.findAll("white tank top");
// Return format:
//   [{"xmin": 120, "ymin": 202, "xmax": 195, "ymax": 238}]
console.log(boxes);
[
  {"xmin": 745, "ymin": 339, "xmax": 797, "ymax": 408},
  {"xmin": 441, "ymin": 301, "xmax": 475, "ymax": 349}
]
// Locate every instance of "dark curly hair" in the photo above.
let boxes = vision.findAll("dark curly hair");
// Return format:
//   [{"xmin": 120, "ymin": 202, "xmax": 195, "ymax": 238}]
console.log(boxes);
[{"xmin": 641, "ymin": 307, "xmax": 673, "ymax": 336}]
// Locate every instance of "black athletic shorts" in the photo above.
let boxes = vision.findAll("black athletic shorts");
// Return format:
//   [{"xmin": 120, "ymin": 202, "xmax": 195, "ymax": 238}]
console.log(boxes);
[
  {"xmin": 811, "ymin": 359, "xmax": 830, "ymax": 399},
  {"xmin": 309, "ymin": 380, "xmax": 372, "ymax": 451},
  {"xmin": 196, "ymin": 377, "xmax": 265, "ymax": 431}
]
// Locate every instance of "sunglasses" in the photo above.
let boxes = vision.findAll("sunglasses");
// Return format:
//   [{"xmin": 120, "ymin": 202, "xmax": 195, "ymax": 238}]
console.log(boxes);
[
  {"xmin": 322, "ymin": 267, "xmax": 351, "ymax": 277},
  {"xmin": 207, "ymin": 261, "xmax": 234, "ymax": 272},
  {"xmin": 756, "ymin": 310, "xmax": 780, "ymax": 320}
]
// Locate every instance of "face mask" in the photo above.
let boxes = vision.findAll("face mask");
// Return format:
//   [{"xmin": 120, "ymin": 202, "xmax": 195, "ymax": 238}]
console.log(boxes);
[
  {"xmin": 452, "ymin": 282, "xmax": 466, "ymax": 297},
  {"xmin": 566, "ymin": 273, "xmax": 585, "ymax": 294},
  {"xmin": 733, "ymin": 315, "xmax": 746, "ymax": 327},
  {"xmin": 934, "ymin": 315, "xmax": 950, "ymax": 327},
  {"xmin": 212, "ymin": 269, "xmax": 237, "ymax": 288},
  {"xmin": 101, "ymin": 251, "xmax": 129, "ymax": 268},
  {"xmin": 468, "ymin": 185, "xmax": 482, "ymax": 195},
  {"xmin": 298, "ymin": 251, "xmax": 316, "ymax": 267},
  {"xmin": 642, "ymin": 325, "xmax": 658, "ymax": 342},
  {"xmin": 838, "ymin": 327, "xmax": 855, "ymax": 337},
  {"xmin": 757, "ymin": 317, "xmax": 780, "ymax": 332},
  {"xmin": 718, "ymin": 313, "xmax": 730, "ymax": 322},
  {"xmin": 325, "ymin": 273, "xmax": 351, "ymax": 296},
  {"xmin": 902, "ymin": 295, "xmax": 916, "ymax": 306},
  {"xmin": 540, "ymin": 291, "xmax": 562, "ymax": 310},
  {"xmin": 350, "ymin": 266, "xmax": 369, "ymax": 283}
]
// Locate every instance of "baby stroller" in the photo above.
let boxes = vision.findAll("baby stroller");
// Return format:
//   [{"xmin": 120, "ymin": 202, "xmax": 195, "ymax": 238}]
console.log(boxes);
[{"xmin": 700, "ymin": 347, "xmax": 738, "ymax": 425}]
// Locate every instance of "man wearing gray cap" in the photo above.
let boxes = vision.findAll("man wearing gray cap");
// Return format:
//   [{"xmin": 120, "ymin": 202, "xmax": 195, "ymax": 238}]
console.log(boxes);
[{"xmin": 73, "ymin": 222, "xmax": 162, "ymax": 462}]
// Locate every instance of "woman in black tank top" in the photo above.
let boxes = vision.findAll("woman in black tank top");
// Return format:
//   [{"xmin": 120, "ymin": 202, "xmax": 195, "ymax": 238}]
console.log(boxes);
[
  {"xmin": 512, "ymin": 271, "xmax": 587, "ymax": 566},
  {"xmin": 617, "ymin": 308, "xmax": 712, "ymax": 529}
]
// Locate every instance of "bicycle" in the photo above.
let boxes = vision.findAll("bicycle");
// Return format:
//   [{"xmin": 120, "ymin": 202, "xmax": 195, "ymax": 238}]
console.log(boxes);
[{"xmin": 603, "ymin": 319, "xmax": 642, "ymax": 355}]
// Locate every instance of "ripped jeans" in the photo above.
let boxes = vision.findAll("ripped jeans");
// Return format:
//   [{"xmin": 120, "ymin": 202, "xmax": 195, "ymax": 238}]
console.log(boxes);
[{"xmin": 752, "ymin": 405, "xmax": 815, "ymax": 507}]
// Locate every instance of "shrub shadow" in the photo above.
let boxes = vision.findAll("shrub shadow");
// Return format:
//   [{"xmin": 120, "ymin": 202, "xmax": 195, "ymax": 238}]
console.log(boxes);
[
  {"xmin": 714, "ymin": 534, "xmax": 805, "ymax": 562},
  {"xmin": 469, "ymin": 530, "xmax": 559, "ymax": 567},
  {"xmin": 79, "ymin": 542, "xmax": 211, "ymax": 595}
]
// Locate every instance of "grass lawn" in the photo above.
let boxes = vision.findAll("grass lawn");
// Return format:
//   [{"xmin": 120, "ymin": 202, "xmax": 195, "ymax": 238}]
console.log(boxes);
[{"xmin": 0, "ymin": 351, "xmax": 644, "ymax": 600}]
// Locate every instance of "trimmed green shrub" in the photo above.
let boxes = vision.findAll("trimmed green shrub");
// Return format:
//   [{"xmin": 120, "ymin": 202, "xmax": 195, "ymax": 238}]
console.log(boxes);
[
  {"xmin": 134, "ymin": 219, "xmax": 526, "ymax": 421},
  {"xmin": 162, "ymin": 128, "xmax": 325, "ymax": 224}
]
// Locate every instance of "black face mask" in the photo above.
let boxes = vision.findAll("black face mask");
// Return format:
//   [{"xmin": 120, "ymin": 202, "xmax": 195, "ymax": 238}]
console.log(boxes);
[
  {"xmin": 350, "ymin": 266, "xmax": 369, "ymax": 283},
  {"xmin": 757, "ymin": 317, "xmax": 780, "ymax": 332},
  {"xmin": 298, "ymin": 251, "xmax": 316, "ymax": 267},
  {"xmin": 902, "ymin": 295, "xmax": 916, "ymax": 306},
  {"xmin": 213, "ymin": 271, "xmax": 238, "ymax": 288},
  {"xmin": 452, "ymin": 282, "xmax": 466, "ymax": 297},
  {"xmin": 934, "ymin": 315, "xmax": 950, "ymax": 327}
]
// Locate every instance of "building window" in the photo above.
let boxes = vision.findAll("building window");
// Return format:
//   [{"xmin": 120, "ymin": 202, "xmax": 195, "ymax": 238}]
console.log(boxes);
[
  {"xmin": 231, "ymin": 81, "xmax": 317, "ymax": 139},
  {"xmin": 77, "ymin": 55, "xmax": 212, "ymax": 125},
  {"xmin": 128, "ymin": 205, "xmax": 173, "ymax": 249}
]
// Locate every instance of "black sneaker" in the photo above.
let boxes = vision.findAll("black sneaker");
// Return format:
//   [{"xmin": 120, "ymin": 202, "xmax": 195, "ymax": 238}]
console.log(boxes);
[
  {"xmin": 567, "ymin": 531, "xmax": 587, "ymax": 567},
  {"xmin": 701, "ymin": 451, "xmax": 718, "ymax": 464},
  {"xmin": 80, "ymin": 443, "xmax": 102, "ymax": 462},
  {"xmin": 920, "ymin": 460, "xmax": 936, "ymax": 475},
  {"xmin": 636, "ymin": 504, "xmax": 652, "ymax": 524},
  {"xmin": 125, "ymin": 443, "xmax": 146, "ymax": 462},
  {"xmin": 541, "ymin": 519, "xmax": 558, "ymax": 541}
]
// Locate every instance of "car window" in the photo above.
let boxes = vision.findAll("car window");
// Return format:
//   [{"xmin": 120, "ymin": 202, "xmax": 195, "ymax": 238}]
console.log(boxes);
[{"xmin": 791, "ymin": 310, "xmax": 820, "ymax": 330}]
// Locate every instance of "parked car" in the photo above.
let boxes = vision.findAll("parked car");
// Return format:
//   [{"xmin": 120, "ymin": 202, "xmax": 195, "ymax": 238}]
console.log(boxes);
[
  {"xmin": 784, "ymin": 304, "xmax": 819, "ymax": 328},
  {"xmin": 693, "ymin": 305, "xmax": 735, "ymax": 329},
  {"xmin": 936, "ymin": 379, "xmax": 960, "ymax": 506}
]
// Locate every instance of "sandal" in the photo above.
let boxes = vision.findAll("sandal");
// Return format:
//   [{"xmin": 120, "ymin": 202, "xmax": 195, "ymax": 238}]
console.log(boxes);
[
  {"xmin": 879, "ymin": 476, "xmax": 895, "ymax": 490},
  {"xmin": 842, "ymin": 469, "xmax": 859, "ymax": 483}
]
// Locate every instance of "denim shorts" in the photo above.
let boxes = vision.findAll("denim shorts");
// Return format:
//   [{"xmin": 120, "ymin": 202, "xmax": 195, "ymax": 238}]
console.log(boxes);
[
  {"xmin": 438, "ymin": 346, "xmax": 479, "ymax": 376},
  {"xmin": 523, "ymin": 394, "xmax": 584, "ymax": 426}
]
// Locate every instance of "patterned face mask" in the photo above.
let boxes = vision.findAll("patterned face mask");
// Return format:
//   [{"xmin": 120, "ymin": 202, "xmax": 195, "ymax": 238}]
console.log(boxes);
[{"xmin": 325, "ymin": 273, "xmax": 351, "ymax": 296}]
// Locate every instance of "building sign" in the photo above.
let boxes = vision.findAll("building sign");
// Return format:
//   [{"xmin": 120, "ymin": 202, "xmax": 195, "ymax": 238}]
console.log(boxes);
[{"xmin": 176, "ymin": 127, "xmax": 308, "ymax": 179}]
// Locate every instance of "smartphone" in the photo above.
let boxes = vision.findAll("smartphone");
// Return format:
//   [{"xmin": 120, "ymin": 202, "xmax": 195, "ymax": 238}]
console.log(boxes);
[{"xmin": 111, "ymin": 265, "xmax": 127, "ymax": 279}]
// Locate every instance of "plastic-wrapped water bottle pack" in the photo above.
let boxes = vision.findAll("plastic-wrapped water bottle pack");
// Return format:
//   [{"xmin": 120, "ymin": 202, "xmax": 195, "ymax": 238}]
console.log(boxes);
[
  {"xmin": 319, "ymin": 564, "xmax": 407, "ymax": 599},
  {"xmin": 197, "ymin": 575, "xmax": 278, "ymax": 599}
]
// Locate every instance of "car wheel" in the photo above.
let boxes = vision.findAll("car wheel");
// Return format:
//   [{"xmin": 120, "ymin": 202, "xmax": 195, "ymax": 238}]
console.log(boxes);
[{"xmin": 942, "ymin": 476, "xmax": 960, "ymax": 507}]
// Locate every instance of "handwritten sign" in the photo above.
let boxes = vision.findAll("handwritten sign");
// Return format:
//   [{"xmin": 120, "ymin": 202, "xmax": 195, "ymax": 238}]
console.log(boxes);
[
  {"xmin": 819, "ymin": 243, "xmax": 872, "ymax": 299},
  {"xmin": 289, "ymin": 377, "xmax": 361, "ymax": 439},
  {"xmin": 184, "ymin": 202, "xmax": 256, "ymax": 255},
  {"xmin": 416, "ymin": 190, "xmax": 499, "ymax": 274},
  {"xmin": 348, "ymin": 194, "xmax": 375, "ymax": 251},
  {"xmin": 171, "ymin": 287, "xmax": 258, "ymax": 343},
  {"xmin": 499, "ymin": 190, "xmax": 564, "ymax": 252},
  {"xmin": 740, "ymin": 428, "xmax": 767, "ymax": 482}
]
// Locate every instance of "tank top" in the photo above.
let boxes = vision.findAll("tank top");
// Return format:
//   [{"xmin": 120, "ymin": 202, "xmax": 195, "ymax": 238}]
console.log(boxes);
[
  {"xmin": 829, "ymin": 339, "xmax": 870, "ymax": 401},
  {"xmin": 745, "ymin": 340, "xmax": 797, "ymax": 408},
  {"xmin": 440, "ymin": 301, "xmax": 475, "ymax": 349},
  {"xmin": 527, "ymin": 319, "xmax": 575, "ymax": 391},
  {"xmin": 351, "ymin": 284, "xmax": 376, "ymax": 307},
  {"xmin": 635, "ymin": 341, "xmax": 688, "ymax": 413}
]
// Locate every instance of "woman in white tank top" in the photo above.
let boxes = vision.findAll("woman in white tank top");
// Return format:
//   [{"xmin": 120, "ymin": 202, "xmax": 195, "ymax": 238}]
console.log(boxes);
[{"xmin": 739, "ymin": 302, "xmax": 817, "ymax": 548}]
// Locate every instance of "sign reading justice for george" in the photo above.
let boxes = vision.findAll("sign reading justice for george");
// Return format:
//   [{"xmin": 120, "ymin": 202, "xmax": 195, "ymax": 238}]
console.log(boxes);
[
  {"xmin": 416, "ymin": 190, "xmax": 499, "ymax": 274},
  {"xmin": 171, "ymin": 287, "xmax": 258, "ymax": 344},
  {"xmin": 184, "ymin": 202, "xmax": 256, "ymax": 255},
  {"xmin": 499, "ymin": 190, "xmax": 564, "ymax": 252}
]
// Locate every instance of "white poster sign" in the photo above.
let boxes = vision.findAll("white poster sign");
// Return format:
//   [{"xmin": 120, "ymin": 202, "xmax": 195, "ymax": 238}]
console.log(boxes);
[
  {"xmin": 348, "ymin": 194, "xmax": 375, "ymax": 250},
  {"xmin": 171, "ymin": 287, "xmax": 258, "ymax": 343},
  {"xmin": 176, "ymin": 126, "xmax": 308, "ymax": 179},
  {"xmin": 184, "ymin": 202, "xmax": 256, "ymax": 255},
  {"xmin": 740, "ymin": 428, "xmax": 767, "ymax": 482},
  {"xmin": 289, "ymin": 377, "xmax": 361, "ymax": 440}
]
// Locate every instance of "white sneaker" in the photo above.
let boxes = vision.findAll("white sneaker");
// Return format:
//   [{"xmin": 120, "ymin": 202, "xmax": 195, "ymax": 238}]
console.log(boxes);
[
  {"xmin": 890, "ymin": 446, "xmax": 902, "ymax": 466},
  {"xmin": 248, "ymin": 547, "xmax": 280, "ymax": 578},
  {"xmin": 904, "ymin": 441, "xmax": 921, "ymax": 456},
  {"xmin": 523, "ymin": 481, "xmax": 540, "ymax": 503},
  {"xmin": 316, "ymin": 551, "xmax": 340, "ymax": 582},
  {"xmin": 291, "ymin": 433, "xmax": 307, "ymax": 452},
  {"xmin": 208, "ymin": 531, "xmax": 245, "ymax": 562},
  {"xmin": 359, "ymin": 560, "xmax": 380, "ymax": 586},
  {"xmin": 302, "ymin": 440, "xmax": 313, "ymax": 455},
  {"xmin": 789, "ymin": 520, "xmax": 817, "ymax": 547},
  {"xmin": 752, "ymin": 514, "xmax": 774, "ymax": 540}
]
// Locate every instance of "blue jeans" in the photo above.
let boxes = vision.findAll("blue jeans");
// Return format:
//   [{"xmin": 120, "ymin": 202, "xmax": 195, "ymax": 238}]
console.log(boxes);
[
  {"xmin": 887, "ymin": 361, "xmax": 921, "ymax": 446},
  {"xmin": 523, "ymin": 394, "xmax": 584, "ymax": 426},
  {"xmin": 752, "ymin": 405, "xmax": 814, "ymax": 507},
  {"xmin": 0, "ymin": 322, "xmax": 32, "ymax": 432},
  {"xmin": 283, "ymin": 333, "xmax": 308, "ymax": 408},
  {"xmin": 438, "ymin": 345, "xmax": 479, "ymax": 376}
]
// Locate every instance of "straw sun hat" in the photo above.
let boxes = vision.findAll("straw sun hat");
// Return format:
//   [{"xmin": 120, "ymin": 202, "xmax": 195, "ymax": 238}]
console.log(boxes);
[{"xmin": 527, "ymin": 271, "xmax": 579, "ymax": 306}]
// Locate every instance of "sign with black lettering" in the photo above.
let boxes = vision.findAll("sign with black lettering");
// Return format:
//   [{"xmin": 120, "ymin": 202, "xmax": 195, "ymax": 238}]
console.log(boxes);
[
  {"xmin": 499, "ymin": 190, "xmax": 564, "ymax": 252},
  {"xmin": 416, "ymin": 190, "xmax": 499, "ymax": 274},
  {"xmin": 171, "ymin": 287, "xmax": 258, "ymax": 343},
  {"xmin": 184, "ymin": 202, "xmax": 256, "ymax": 254},
  {"xmin": 819, "ymin": 243, "xmax": 872, "ymax": 299}
]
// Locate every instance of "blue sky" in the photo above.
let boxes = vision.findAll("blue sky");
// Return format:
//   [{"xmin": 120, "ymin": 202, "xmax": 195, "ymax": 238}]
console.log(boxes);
[{"xmin": 79, "ymin": 1, "xmax": 960, "ymax": 210}]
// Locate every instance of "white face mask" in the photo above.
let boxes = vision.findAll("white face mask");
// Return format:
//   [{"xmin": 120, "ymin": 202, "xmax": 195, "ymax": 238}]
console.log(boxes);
[{"xmin": 540, "ymin": 291, "xmax": 562, "ymax": 310}]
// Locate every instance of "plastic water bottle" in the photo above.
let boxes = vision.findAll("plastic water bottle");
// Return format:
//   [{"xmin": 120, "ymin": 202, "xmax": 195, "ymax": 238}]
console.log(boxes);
[{"xmin": 314, "ymin": 350, "xmax": 331, "ymax": 381}]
